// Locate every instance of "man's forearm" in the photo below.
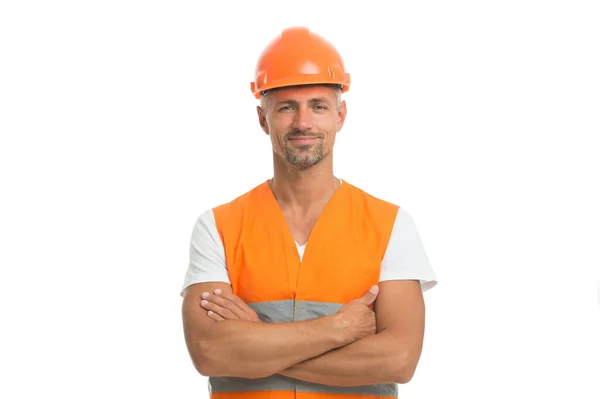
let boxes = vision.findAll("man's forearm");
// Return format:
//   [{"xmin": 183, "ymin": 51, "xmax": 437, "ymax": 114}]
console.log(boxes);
[
  {"xmin": 194, "ymin": 314, "xmax": 348, "ymax": 379},
  {"xmin": 279, "ymin": 330, "xmax": 407, "ymax": 386}
]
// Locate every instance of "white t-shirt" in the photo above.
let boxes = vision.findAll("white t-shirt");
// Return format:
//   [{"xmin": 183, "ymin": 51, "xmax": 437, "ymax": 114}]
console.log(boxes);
[{"xmin": 181, "ymin": 207, "xmax": 437, "ymax": 296}]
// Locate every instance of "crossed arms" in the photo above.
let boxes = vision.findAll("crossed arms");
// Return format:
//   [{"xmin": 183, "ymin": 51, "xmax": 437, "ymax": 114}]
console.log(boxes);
[{"xmin": 181, "ymin": 280, "xmax": 425, "ymax": 386}]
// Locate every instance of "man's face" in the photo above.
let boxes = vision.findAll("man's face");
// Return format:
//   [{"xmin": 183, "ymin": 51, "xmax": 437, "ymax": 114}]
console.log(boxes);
[{"xmin": 257, "ymin": 85, "xmax": 347, "ymax": 170}]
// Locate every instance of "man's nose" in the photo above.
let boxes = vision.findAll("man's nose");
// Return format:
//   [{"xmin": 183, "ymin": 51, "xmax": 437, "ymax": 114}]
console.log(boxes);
[{"xmin": 291, "ymin": 106, "xmax": 312, "ymax": 131}]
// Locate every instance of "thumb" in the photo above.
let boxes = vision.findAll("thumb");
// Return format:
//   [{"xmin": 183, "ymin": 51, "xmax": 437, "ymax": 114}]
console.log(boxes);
[{"xmin": 360, "ymin": 285, "xmax": 379, "ymax": 306}]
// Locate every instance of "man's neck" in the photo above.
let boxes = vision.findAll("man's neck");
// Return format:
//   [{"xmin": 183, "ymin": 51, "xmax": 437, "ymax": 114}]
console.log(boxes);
[{"xmin": 269, "ymin": 162, "xmax": 341, "ymax": 212}]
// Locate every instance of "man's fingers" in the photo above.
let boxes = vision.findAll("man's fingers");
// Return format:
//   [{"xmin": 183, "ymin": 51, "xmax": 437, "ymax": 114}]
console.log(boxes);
[
  {"xmin": 200, "ymin": 298, "xmax": 238, "ymax": 320},
  {"xmin": 207, "ymin": 310, "xmax": 225, "ymax": 321},
  {"xmin": 359, "ymin": 285, "xmax": 380, "ymax": 306},
  {"xmin": 215, "ymin": 289, "xmax": 252, "ymax": 311},
  {"xmin": 215, "ymin": 289, "xmax": 261, "ymax": 322},
  {"xmin": 201, "ymin": 291, "xmax": 246, "ymax": 319}
]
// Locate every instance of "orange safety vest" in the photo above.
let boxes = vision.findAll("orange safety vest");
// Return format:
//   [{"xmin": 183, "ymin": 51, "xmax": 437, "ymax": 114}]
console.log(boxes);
[{"xmin": 211, "ymin": 180, "xmax": 399, "ymax": 399}]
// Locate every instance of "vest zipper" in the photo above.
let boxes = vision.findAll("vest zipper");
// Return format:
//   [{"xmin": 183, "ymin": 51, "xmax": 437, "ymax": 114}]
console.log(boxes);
[{"xmin": 293, "ymin": 297, "xmax": 297, "ymax": 398}]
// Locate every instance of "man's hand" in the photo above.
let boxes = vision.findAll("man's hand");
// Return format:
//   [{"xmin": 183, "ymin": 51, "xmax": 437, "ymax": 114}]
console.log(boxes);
[
  {"xmin": 335, "ymin": 285, "xmax": 379, "ymax": 343},
  {"xmin": 200, "ymin": 288, "xmax": 261, "ymax": 322}
]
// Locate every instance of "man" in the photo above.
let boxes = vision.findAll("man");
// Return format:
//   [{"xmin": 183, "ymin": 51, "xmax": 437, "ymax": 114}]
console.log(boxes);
[{"xmin": 181, "ymin": 26, "xmax": 437, "ymax": 398}]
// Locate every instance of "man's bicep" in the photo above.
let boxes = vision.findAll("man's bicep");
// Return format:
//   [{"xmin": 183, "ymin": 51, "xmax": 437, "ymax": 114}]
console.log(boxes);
[
  {"xmin": 374, "ymin": 280, "xmax": 425, "ymax": 355},
  {"xmin": 181, "ymin": 282, "xmax": 235, "ymax": 372},
  {"xmin": 180, "ymin": 209, "xmax": 233, "ymax": 372}
]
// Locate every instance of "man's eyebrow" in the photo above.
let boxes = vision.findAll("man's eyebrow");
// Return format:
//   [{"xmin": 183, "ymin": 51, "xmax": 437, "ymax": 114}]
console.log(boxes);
[
  {"xmin": 308, "ymin": 97, "xmax": 333, "ymax": 104},
  {"xmin": 273, "ymin": 97, "xmax": 333, "ymax": 107},
  {"xmin": 275, "ymin": 99, "xmax": 298, "ymax": 105}
]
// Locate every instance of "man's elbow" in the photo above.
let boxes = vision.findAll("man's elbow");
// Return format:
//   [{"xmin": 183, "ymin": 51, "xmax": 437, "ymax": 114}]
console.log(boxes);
[
  {"xmin": 190, "ymin": 339, "xmax": 269, "ymax": 379},
  {"xmin": 190, "ymin": 338, "xmax": 241, "ymax": 377},
  {"xmin": 392, "ymin": 367, "xmax": 416, "ymax": 385},
  {"xmin": 389, "ymin": 349, "xmax": 420, "ymax": 384},
  {"xmin": 189, "ymin": 339, "xmax": 218, "ymax": 377}
]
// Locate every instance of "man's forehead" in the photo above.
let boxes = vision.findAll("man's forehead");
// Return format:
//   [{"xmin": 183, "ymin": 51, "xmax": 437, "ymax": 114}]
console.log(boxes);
[{"xmin": 269, "ymin": 85, "xmax": 337, "ymax": 103}]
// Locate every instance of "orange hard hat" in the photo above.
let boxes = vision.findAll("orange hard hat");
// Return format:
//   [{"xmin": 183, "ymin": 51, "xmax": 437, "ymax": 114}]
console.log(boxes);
[{"xmin": 250, "ymin": 27, "xmax": 351, "ymax": 99}]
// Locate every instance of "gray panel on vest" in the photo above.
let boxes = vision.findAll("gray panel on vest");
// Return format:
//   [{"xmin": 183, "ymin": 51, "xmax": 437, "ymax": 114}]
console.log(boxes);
[
  {"xmin": 248, "ymin": 300, "xmax": 295, "ymax": 323},
  {"xmin": 296, "ymin": 380, "xmax": 398, "ymax": 396},
  {"xmin": 209, "ymin": 375, "xmax": 296, "ymax": 393},
  {"xmin": 295, "ymin": 300, "xmax": 343, "ymax": 321}
]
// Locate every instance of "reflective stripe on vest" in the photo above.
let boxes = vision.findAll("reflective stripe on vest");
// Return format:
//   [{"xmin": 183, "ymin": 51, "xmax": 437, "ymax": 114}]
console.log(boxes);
[{"xmin": 211, "ymin": 180, "xmax": 399, "ymax": 398}]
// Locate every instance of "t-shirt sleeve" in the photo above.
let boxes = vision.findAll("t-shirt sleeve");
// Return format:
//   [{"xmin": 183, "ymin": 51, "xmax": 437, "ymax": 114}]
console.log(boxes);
[
  {"xmin": 180, "ymin": 209, "xmax": 230, "ymax": 296},
  {"xmin": 379, "ymin": 208, "xmax": 438, "ymax": 293}
]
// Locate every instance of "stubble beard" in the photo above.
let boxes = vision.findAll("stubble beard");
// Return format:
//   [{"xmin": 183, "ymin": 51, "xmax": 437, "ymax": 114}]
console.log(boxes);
[{"xmin": 285, "ymin": 140, "xmax": 326, "ymax": 170}]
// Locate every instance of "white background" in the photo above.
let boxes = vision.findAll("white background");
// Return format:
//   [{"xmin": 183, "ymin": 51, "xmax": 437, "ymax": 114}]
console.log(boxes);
[{"xmin": 1, "ymin": 1, "xmax": 599, "ymax": 398}]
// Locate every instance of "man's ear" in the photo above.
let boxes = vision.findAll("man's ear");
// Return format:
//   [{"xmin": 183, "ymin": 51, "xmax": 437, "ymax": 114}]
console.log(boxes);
[
  {"xmin": 257, "ymin": 106, "xmax": 269, "ymax": 135},
  {"xmin": 336, "ymin": 100, "xmax": 347, "ymax": 132}
]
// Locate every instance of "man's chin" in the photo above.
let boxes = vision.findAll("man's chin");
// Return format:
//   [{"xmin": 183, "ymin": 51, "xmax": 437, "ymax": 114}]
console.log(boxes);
[{"xmin": 287, "ymin": 157, "xmax": 323, "ymax": 170}]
